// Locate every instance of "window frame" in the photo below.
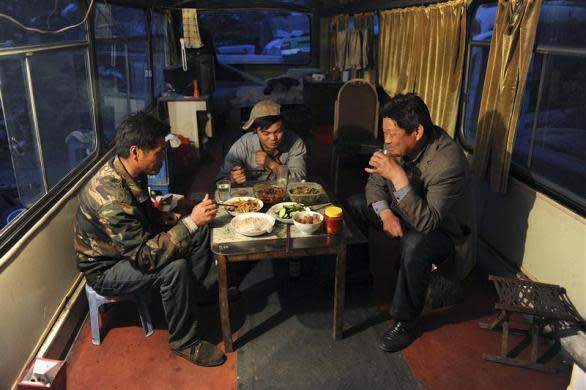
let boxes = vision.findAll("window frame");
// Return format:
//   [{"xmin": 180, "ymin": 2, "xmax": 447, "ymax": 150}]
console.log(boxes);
[
  {"xmin": 458, "ymin": 38, "xmax": 490, "ymax": 150},
  {"xmin": 0, "ymin": 13, "xmax": 102, "ymax": 256},
  {"xmin": 510, "ymin": 45, "xmax": 586, "ymax": 215},
  {"xmin": 93, "ymin": 3, "xmax": 154, "ymax": 126},
  {"xmin": 0, "ymin": 1, "xmax": 165, "ymax": 255},
  {"xmin": 458, "ymin": 0, "xmax": 586, "ymax": 216}
]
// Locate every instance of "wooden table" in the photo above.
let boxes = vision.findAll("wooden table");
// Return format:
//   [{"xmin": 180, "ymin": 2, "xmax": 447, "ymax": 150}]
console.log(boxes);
[{"xmin": 211, "ymin": 186, "xmax": 358, "ymax": 352}]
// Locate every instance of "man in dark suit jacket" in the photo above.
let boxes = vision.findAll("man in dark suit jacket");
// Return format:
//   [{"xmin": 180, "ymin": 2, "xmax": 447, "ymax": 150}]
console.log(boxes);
[{"xmin": 359, "ymin": 93, "xmax": 476, "ymax": 352}]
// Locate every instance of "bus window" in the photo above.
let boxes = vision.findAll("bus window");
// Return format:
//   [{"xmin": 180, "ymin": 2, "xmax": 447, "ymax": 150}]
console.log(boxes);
[
  {"xmin": 460, "ymin": 3, "xmax": 497, "ymax": 146},
  {"xmin": 461, "ymin": 0, "xmax": 586, "ymax": 212},
  {"xmin": 29, "ymin": 50, "xmax": 96, "ymax": 187},
  {"xmin": 198, "ymin": 10, "xmax": 311, "ymax": 65},
  {"xmin": 0, "ymin": 60, "xmax": 44, "ymax": 227},
  {"xmin": 94, "ymin": 4, "xmax": 151, "ymax": 143},
  {"xmin": 0, "ymin": 1, "xmax": 96, "ymax": 233},
  {"xmin": 513, "ymin": 1, "xmax": 586, "ymax": 210}
]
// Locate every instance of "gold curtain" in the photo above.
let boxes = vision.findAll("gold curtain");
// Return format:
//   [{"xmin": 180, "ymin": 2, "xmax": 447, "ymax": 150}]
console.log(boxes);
[
  {"xmin": 378, "ymin": 0, "xmax": 466, "ymax": 136},
  {"xmin": 472, "ymin": 0, "xmax": 543, "ymax": 193}
]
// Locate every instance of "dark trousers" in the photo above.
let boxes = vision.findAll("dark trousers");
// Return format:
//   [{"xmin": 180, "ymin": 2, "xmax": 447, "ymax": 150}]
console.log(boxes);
[
  {"xmin": 90, "ymin": 225, "xmax": 214, "ymax": 351},
  {"xmin": 345, "ymin": 194, "xmax": 454, "ymax": 321}
]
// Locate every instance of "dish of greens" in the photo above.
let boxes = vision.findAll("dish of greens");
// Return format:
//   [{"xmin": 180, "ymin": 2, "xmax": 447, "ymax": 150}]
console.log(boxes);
[{"xmin": 267, "ymin": 202, "xmax": 309, "ymax": 224}]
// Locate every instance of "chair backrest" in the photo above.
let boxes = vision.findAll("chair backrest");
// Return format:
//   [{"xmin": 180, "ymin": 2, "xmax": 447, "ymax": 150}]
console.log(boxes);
[{"xmin": 333, "ymin": 79, "xmax": 379, "ymax": 141}]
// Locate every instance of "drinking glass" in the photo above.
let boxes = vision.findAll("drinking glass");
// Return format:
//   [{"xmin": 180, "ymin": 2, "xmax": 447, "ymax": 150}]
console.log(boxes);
[
  {"xmin": 216, "ymin": 179, "xmax": 231, "ymax": 201},
  {"xmin": 375, "ymin": 144, "xmax": 390, "ymax": 156},
  {"xmin": 276, "ymin": 165, "xmax": 289, "ymax": 189}
]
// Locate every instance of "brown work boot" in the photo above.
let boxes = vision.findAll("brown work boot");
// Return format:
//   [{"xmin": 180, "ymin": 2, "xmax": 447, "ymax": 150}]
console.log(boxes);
[{"xmin": 174, "ymin": 341, "xmax": 226, "ymax": 367}]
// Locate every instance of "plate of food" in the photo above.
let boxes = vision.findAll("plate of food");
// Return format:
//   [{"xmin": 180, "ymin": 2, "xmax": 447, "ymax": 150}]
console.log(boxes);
[
  {"xmin": 267, "ymin": 202, "xmax": 310, "ymax": 224},
  {"xmin": 222, "ymin": 196, "xmax": 263, "ymax": 216},
  {"xmin": 287, "ymin": 182, "xmax": 325, "ymax": 205},
  {"xmin": 253, "ymin": 182, "xmax": 286, "ymax": 205},
  {"xmin": 230, "ymin": 212, "xmax": 275, "ymax": 237}
]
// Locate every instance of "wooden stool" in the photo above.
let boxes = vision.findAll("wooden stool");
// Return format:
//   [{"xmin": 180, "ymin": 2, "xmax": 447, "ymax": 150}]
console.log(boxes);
[{"xmin": 480, "ymin": 275, "xmax": 584, "ymax": 373}]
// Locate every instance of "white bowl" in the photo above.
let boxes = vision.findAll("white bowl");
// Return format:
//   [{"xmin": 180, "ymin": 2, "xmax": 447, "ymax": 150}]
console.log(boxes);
[
  {"xmin": 223, "ymin": 196, "xmax": 263, "ymax": 216},
  {"xmin": 230, "ymin": 212, "xmax": 275, "ymax": 237},
  {"xmin": 292, "ymin": 211, "xmax": 323, "ymax": 235}
]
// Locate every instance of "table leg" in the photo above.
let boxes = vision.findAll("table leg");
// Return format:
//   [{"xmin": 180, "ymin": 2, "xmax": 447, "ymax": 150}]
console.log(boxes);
[
  {"xmin": 333, "ymin": 242, "xmax": 347, "ymax": 340},
  {"xmin": 217, "ymin": 254, "xmax": 233, "ymax": 352}
]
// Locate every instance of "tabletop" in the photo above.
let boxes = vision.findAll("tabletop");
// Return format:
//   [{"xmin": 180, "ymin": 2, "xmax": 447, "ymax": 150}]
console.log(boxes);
[{"xmin": 210, "ymin": 184, "xmax": 364, "ymax": 256}]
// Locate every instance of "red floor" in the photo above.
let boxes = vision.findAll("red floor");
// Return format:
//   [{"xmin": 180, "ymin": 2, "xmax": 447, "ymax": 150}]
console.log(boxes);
[
  {"xmin": 67, "ymin": 321, "xmax": 236, "ymax": 390},
  {"xmin": 66, "ymin": 295, "xmax": 572, "ymax": 389},
  {"xmin": 402, "ymin": 310, "xmax": 572, "ymax": 390}
]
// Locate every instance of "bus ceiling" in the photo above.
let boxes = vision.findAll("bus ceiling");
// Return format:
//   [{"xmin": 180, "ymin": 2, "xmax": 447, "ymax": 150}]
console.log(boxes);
[{"xmin": 144, "ymin": 0, "xmax": 445, "ymax": 14}]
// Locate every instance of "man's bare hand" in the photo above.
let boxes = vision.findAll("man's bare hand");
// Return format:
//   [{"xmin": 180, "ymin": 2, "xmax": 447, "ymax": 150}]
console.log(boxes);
[
  {"xmin": 365, "ymin": 151, "xmax": 409, "ymax": 190},
  {"xmin": 190, "ymin": 194, "xmax": 218, "ymax": 226},
  {"xmin": 255, "ymin": 150, "xmax": 282, "ymax": 174},
  {"xmin": 255, "ymin": 150, "xmax": 271, "ymax": 167},
  {"xmin": 230, "ymin": 166, "xmax": 246, "ymax": 184},
  {"xmin": 379, "ymin": 209, "xmax": 403, "ymax": 238}
]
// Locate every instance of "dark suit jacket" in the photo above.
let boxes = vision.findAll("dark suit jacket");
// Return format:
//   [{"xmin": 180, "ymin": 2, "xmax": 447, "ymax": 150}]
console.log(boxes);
[{"xmin": 365, "ymin": 126, "xmax": 476, "ymax": 280}]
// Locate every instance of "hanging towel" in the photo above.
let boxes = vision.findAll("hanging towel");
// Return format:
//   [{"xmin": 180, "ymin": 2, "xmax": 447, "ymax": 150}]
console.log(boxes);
[
  {"xmin": 347, "ymin": 29, "xmax": 363, "ymax": 69},
  {"xmin": 182, "ymin": 8, "xmax": 203, "ymax": 49}
]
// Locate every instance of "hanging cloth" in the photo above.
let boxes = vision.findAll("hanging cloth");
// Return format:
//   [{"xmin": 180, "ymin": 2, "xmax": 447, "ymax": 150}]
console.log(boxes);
[
  {"xmin": 378, "ymin": 0, "xmax": 467, "ymax": 136},
  {"xmin": 330, "ymin": 15, "xmax": 349, "ymax": 70},
  {"xmin": 182, "ymin": 8, "xmax": 203, "ymax": 49},
  {"xmin": 346, "ymin": 29, "xmax": 363, "ymax": 69},
  {"xmin": 164, "ymin": 10, "xmax": 178, "ymax": 66},
  {"xmin": 472, "ymin": 0, "xmax": 543, "ymax": 193}
]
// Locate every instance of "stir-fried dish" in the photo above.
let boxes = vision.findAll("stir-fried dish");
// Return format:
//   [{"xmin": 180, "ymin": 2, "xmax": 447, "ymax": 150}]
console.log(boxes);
[
  {"xmin": 225, "ymin": 199, "xmax": 261, "ymax": 213},
  {"xmin": 255, "ymin": 185, "xmax": 285, "ymax": 204},
  {"xmin": 290, "ymin": 185, "xmax": 320, "ymax": 195}
]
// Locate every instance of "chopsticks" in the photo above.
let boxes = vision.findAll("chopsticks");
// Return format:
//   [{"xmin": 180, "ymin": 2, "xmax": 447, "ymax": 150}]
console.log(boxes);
[{"xmin": 309, "ymin": 202, "xmax": 332, "ymax": 211}]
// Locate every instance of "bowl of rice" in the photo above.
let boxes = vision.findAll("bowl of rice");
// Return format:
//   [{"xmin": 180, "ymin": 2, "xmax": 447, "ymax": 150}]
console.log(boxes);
[{"xmin": 230, "ymin": 212, "xmax": 275, "ymax": 237}]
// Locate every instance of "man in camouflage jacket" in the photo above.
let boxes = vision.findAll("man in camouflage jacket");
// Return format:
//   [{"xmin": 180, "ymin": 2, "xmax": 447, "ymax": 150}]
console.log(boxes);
[{"xmin": 74, "ymin": 112, "xmax": 226, "ymax": 367}]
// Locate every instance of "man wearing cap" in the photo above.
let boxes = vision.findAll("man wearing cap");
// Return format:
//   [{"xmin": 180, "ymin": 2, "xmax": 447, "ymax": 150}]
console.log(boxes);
[{"xmin": 217, "ymin": 99, "xmax": 307, "ymax": 183}]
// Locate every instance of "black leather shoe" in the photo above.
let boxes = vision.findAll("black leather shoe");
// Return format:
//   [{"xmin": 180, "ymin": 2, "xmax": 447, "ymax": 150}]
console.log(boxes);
[{"xmin": 378, "ymin": 320, "xmax": 419, "ymax": 352}]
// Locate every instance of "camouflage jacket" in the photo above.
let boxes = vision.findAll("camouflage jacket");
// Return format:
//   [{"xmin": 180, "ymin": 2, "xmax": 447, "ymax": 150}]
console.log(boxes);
[{"xmin": 74, "ymin": 156, "xmax": 192, "ymax": 281}]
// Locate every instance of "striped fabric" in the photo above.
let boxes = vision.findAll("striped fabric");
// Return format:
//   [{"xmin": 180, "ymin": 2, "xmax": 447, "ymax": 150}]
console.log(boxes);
[{"xmin": 182, "ymin": 8, "xmax": 203, "ymax": 49}]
